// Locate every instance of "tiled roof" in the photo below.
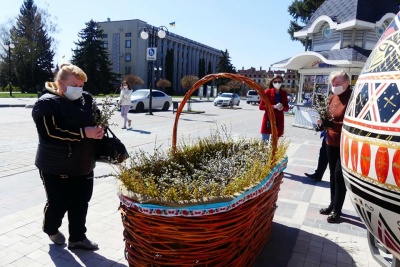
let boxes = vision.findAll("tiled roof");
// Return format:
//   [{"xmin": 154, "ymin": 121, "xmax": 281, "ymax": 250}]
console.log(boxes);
[
  {"xmin": 302, "ymin": 0, "xmax": 399, "ymax": 30},
  {"xmin": 272, "ymin": 47, "xmax": 371, "ymax": 66},
  {"xmin": 318, "ymin": 46, "xmax": 371, "ymax": 61}
]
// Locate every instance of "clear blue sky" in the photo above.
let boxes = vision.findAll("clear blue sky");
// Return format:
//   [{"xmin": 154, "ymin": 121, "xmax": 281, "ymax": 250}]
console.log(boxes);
[{"xmin": 1, "ymin": 0, "xmax": 305, "ymax": 71}]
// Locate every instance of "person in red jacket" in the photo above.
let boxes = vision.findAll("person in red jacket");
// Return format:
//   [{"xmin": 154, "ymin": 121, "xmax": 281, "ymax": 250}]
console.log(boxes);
[
  {"xmin": 316, "ymin": 70, "xmax": 352, "ymax": 223},
  {"xmin": 259, "ymin": 75, "xmax": 289, "ymax": 142}
]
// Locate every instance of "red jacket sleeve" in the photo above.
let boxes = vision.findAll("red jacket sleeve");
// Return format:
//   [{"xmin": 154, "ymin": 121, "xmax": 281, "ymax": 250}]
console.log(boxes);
[
  {"xmin": 281, "ymin": 90, "xmax": 289, "ymax": 112},
  {"xmin": 259, "ymin": 89, "xmax": 270, "ymax": 111}
]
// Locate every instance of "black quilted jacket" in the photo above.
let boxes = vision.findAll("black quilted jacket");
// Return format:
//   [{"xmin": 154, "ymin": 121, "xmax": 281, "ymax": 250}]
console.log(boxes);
[{"xmin": 32, "ymin": 90, "xmax": 97, "ymax": 175}]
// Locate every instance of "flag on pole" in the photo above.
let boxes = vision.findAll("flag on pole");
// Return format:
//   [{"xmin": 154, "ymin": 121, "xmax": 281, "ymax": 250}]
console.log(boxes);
[{"xmin": 169, "ymin": 22, "xmax": 175, "ymax": 26}]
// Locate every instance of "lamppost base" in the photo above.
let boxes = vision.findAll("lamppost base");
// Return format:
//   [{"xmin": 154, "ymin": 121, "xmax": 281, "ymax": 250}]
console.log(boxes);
[{"xmin": 145, "ymin": 112, "xmax": 154, "ymax": 115}]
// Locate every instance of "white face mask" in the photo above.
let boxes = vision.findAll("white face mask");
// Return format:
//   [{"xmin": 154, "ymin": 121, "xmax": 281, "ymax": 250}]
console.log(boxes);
[
  {"xmin": 332, "ymin": 85, "xmax": 345, "ymax": 95},
  {"xmin": 273, "ymin": 82, "xmax": 282, "ymax": 89},
  {"xmin": 64, "ymin": 85, "xmax": 83, "ymax": 100},
  {"xmin": 123, "ymin": 86, "xmax": 128, "ymax": 89}
]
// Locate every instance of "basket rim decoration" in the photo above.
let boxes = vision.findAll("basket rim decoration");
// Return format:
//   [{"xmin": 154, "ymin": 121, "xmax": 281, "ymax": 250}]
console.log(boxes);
[{"xmin": 118, "ymin": 156, "xmax": 287, "ymax": 216}]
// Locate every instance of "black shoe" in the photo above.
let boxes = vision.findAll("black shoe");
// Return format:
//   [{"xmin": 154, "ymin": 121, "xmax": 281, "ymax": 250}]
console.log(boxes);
[
  {"xmin": 68, "ymin": 238, "xmax": 98, "ymax": 250},
  {"xmin": 305, "ymin": 173, "xmax": 322, "ymax": 181},
  {"xmin": 327, "ymin": 212, "xmax": 341, "ymax": 223},
  {"xmin": 319, "ymin": 207, "xmax": 333, "ymax": 215}
]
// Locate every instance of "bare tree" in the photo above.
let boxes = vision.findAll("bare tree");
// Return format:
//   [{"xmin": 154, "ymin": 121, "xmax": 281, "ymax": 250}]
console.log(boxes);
[
  {"xmin": 219, "ymin": 85, "xmax": 229, "ymax": 93},
  {"xmin": 123, "ymin": 74, "xmax": 144, "ymax": 89},
  {"xmin": 227, "ymin": 80, "xmax": 242, "ymax": 94},
  {"xmin": 181, "ymin": 75, "xmax": 199, "ymax": 111},
  {"xmin": 156, "ymin": 78, "xmax": 171, "ymax": 92},
  {"xmin": 181, "ymin": 75, "xmax": 199, "ymax": 89}
]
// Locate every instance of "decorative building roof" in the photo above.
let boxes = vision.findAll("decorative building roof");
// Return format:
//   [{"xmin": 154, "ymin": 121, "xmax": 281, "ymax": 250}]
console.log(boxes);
[
  {"xmin": 295, "ymin": 0, "xmax": 398, "ymax": 38},
  {"xmin": 272, "ymin": 0, "xmax": 398, "ymax": 70},
  {"xmin": 272, "ymin": 47, "xmax": 371, "ymax": 70}
]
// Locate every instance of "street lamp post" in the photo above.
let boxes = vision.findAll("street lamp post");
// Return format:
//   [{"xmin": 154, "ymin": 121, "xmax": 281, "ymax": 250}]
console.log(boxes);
[
  {"xmin": 154, "ymin": 66, "xmax": 162, "ymax": 89},
  {"xmin": 139, "ymin": 26, "xmax": 168, "ymax": 115},
  {"xmin": 3, "ymin": 41, "xmax": 15, "ymax": 97}
]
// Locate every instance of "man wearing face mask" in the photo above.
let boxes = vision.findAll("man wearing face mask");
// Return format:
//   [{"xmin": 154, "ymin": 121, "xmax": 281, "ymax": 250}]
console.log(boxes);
[
  {"xmin": 259, "ymin": 75, "xmax": 289, "ymax": 142},
  {"xmin": 32, "ymin": 63, "xmax": 103, "ymax": 250},
  {"xmin": 316, "ymin": 70, "xmax": 352, "ymax": 223}
]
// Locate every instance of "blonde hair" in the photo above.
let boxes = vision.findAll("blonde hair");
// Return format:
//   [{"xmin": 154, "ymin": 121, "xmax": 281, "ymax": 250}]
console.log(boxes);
[
  {"xmin": 55, "ymin": 63, "xmax": 87, "ymax": 82},
  {"xmin": 329, "ymin": 70, "xmax": 349, "ymax": 84}
]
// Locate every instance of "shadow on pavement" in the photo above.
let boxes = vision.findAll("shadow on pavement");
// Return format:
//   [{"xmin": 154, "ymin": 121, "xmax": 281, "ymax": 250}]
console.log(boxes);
[
  {"xmin": 283, "ymin": 172, "xmax": 330, "ymax": 189},
  {"xmin": 253, "ymin": 222, "xmax": 357, "ymax": 267},
  {"xmin": 341, "ymin": 213, "xmax": 366, "ymax": 229},
  {"xmin": 48, "ymin": 244, "xmax": 125, "ymax": 266},
  {"xmin": 127, "ymin": 128, "xmax": 151, "ymax": 134}
]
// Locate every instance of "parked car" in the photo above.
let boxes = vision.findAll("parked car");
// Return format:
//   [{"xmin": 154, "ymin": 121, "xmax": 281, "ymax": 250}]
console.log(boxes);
[
  {"xmin": 246, "ymin": 90, "xmax": 260, "ymax": 104},
  {"xmin": 214, "ymin": 93, "xmax": 240, "ymax": 106},
  {"xmin": 129, "ymin": 89, "xmax": 172, "ymax": 112}
]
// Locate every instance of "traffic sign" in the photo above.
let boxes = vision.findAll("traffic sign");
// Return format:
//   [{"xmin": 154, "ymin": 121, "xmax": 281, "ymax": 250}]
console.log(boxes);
[{"xmin": 146, "ymin": 48, "xmax": 157, "ymax": 61}]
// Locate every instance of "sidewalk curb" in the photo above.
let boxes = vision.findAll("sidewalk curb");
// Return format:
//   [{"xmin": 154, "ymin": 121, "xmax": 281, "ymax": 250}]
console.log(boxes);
[{"xmin": 0, "ymin": 104, "xmax": 28, "ymax": 108}]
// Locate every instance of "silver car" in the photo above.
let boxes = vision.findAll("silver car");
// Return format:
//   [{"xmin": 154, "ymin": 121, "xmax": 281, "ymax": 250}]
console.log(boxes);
[
  {"xmin": 130, "ymin": 89, "xmax": 172, "ymax": 112},
  {"xmin": 214, "ymin": 93, "xmax": 240, "ymax": 106}
]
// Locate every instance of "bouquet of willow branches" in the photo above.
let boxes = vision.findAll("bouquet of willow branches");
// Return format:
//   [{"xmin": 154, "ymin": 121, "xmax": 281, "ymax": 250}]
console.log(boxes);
[
  {"xmin": 93, "ymin": 95, "xmax": 118, "ymax": 128},
  {"xmin": 311, "ymin": 93, "xmax": 332, "ymax": 121}
]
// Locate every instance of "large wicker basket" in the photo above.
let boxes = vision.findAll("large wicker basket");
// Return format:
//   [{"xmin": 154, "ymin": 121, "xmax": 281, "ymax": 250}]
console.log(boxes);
[{"xmin": 118, "ymin": 73, "xmax": 287, "ymax": 266}]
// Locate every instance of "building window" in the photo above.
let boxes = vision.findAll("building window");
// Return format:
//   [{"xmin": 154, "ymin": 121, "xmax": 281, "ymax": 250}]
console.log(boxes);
[
  {"xmin": 376, "ymin": 21, "xmax": 390, "ymax": 38},
  {"xmin": 125, "ymin": 66, "xmax": 131, "ymax": 75},
  {"xmin": 125, "ymin": 32, "xmax": 131, "ymax": 37},
  {"xmin": 103, "ymin": 41, "xmax": 108, "ymax": 48},
  {"xmin": 125, "ymin": 53, "xmax": 131, "ymax": 61},
  {"xmin": 125, "ymin": 40, "xmax": 131, "ymax": 48},
  {"xmin": 102, "ymin": 34, "xmax": 108, "ymax": 38},
  {"xmin": 322, "ymin": 25, "xmax": 332, "ymax": 39}
]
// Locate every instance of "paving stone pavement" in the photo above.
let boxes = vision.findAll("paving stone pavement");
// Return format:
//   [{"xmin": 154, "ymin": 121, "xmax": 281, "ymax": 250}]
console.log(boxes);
[{"xmin": 0, "ymin": 97, "xmax": 393, "ymax": 267}]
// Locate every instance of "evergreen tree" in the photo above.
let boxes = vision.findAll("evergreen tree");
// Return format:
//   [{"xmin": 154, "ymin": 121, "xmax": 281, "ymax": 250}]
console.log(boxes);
[
  {"xmin": 216, "ymin": 49, "xmax": 236, "ymax": 87},
  {"xmin": 12, "ymin": 0, "xmax": 54, "ymax": 93},
  {"xmin": 71, "ymin": 20, "xmax": 118, "ymax": 95},
  {"xmin": 287, "ymin": 0, "xmax": 324, "ymax": 45}
]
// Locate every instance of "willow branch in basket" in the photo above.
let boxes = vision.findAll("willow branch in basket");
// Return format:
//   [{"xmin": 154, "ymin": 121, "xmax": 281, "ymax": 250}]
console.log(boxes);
[{"xmin": 172, "ymin": 73, "xmax": 278, "ymax": 162}]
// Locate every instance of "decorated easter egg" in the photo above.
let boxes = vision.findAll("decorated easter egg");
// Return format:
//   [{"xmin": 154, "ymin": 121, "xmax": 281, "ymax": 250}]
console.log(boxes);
[
  {"xmin": 360, "ymin": 143, "xmax": 371, "ymax": 176},
  {"xmin": 343, "ymin": 136, "xmax": 350, "ymax": 167},
  {"xmin": 351, "ymin": 140, "xmax": 359, "ymax": 171},
  {"xmin": 341, "ymin": 12, "xmax": 400, "ymax": 261},
  {"xmin": 392, "ymin": 150, "xmax": 400, "ymax": 186}
]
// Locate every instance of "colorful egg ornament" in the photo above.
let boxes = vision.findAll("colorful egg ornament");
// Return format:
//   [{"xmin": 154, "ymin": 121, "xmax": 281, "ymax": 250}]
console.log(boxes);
[{"xmin": 342, "ymin": 11, "xmax": 400, "ymax": 262}]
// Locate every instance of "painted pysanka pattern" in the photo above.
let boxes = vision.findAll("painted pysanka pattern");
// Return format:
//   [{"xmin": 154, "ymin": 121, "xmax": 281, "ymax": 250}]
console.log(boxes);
[
  {"xmin": 341, "ymin": 11, "xmax": 400, "ymax": 262},
  {"xmin": 362, "ymin": 12, "xmax": 400, "ymax": 74}
]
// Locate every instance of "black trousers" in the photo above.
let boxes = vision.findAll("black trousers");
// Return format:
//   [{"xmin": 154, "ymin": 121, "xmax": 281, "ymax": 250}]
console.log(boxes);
[
  {"xmin": 326, "ymin": 145, "xmax": 347, "ymax": 214},
  {"xmin": 315, "ymin": 139, "xmax": 328, "ymax": 179},
  {"xmin": 40, "ymin": 170, "xmax": 94, "ymax": 242}
]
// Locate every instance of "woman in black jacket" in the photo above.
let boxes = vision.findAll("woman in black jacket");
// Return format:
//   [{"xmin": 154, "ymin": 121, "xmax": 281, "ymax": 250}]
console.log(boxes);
[{"xmin": 32, "ymin": 63, "xmax": 103, "ymax": 250}]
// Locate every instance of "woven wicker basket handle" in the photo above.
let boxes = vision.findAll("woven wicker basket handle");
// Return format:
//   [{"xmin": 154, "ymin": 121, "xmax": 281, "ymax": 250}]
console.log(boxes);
[{"xmin": 172, "ymin": 73, "xmax": 278, "ymax": 161}]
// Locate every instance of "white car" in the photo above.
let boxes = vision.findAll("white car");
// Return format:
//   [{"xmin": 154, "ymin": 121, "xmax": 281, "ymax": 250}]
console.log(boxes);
[
  {"xmin": 130, "ymin": 89, "xmax": 172, "ymax": 112},
  {"xmin": 246, "ymin": 90, "xmax": 260, "ymax": 104},
  {"xmin": 214, "ymin": 93, "xmax": 240, "ymax": 106}
]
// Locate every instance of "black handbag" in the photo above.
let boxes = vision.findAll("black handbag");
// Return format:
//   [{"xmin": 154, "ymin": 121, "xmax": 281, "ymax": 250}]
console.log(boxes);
[{"xmin": 96, "ymin": 127, "xmax": 129, "ymax": 164}]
